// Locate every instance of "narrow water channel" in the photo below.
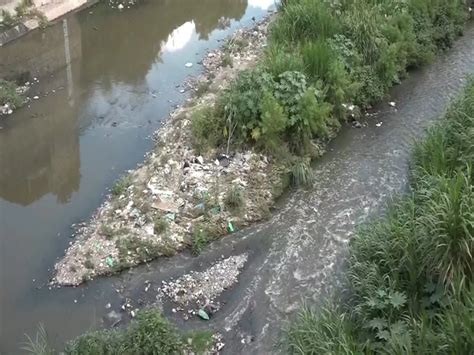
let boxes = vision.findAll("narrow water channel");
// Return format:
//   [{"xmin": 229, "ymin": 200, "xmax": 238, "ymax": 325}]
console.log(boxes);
[{"xmin": 0, "ymin": 1, "xmax": 275, "ymax": 353}]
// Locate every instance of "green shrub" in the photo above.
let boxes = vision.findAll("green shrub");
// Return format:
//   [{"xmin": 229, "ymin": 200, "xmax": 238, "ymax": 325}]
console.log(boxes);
[
  {"xmin": 274, "ymin": 71, "xmax": 308, "ymax": 118},
  {"xmin": 218, "ymin": 68, "xmax": 276, "ymax": 142},
  {"xmin": 65, "ymin": 309, "xmax": 205, "ymax": 354},
  {"xmin": 0, "ymin": 10, "xmax": 19, "ymax": 30},
  {"xmin": 287, "ymin": 87, "xmax": 333, "ymax": 155},
  {"xmin": 123, "ymin": 309, "xmax": 183, "ymax": 354},
  {"xmin": 0, "ymin": 79, "xmax": 25, "ymax": 108},
  {"xmin": 111, "ymin": 175, "xmax": 132, "ymax": 196},
  {"xmin": 254, "ymin": 91, "xmax": 288, "ymax": 155},
  {"xmin": 153, "ymin": 216, "xmax": 168, "ymax": 235},
  {"xmin": 190, "ymin": 106, "xmax": 225, "ymax": 154},
  {"xmin": 191, "ymin": 223, "xmax": 221, "ymax": 255},
  {"xmin": 224, "ymin": 185, "xmax": 245, "ymax": 210}
]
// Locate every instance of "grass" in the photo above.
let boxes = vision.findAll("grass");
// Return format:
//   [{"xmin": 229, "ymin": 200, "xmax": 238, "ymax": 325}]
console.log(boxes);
[
  {"xmin": 22, "ymin": 324, "xmax": 53, "ymax": 355},
  {"xmin": 224, "ymin": 185, "xmax": 245, "ymax": 210},
  {"xmin": 153, "ymin": 216, "xmax": 168, "ymax": 234},
  {"xmin": 99, "ymin": 224, "xmax": 114, "ymax": 240},
  {"xmin": 65, "ymin": 308, "xmax": 213, "ymax": 354},
  {"xmin": 290, "ymin": 157, "xmax": 313, "ymax": 187},
  {"xmin": 111, "ymin": 175, "xmax": 133, "ymax": 197},
  {"xmin": 190, "ymin": 106, "xmax": 226, "ymax": 154},
  {"xmin": 284, "ymin": 78, "xmax": 474, "ymax": 354},
  {"xmin": 191, "ymin": 223, "xmax": 221, "ymax": 255}
]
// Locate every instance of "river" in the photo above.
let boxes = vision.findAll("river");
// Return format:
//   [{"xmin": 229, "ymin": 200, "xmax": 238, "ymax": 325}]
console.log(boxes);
[
  {"xmin": 0, "ymin": 0, "xmax": 276, "ymax": 353},
  {"xmin": 1, "ymin": 3, "xmax": 473, "ymax": 355},
  {"xmin": 114, "ymin": 21, "xmax": 474, "ymax": 354}
]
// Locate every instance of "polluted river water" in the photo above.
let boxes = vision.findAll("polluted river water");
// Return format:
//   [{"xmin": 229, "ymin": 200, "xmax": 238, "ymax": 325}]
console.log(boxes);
[
  {"xmin": 0, "ymin": 0, "xmax": 276, "ymax": 353},
  {"xmin": 0, "ymin": 3, "xmax": 473, "ymax": 354},
  {"xmin": 112, "ymin": 21, "xmax": 474, "ymax": 354}
]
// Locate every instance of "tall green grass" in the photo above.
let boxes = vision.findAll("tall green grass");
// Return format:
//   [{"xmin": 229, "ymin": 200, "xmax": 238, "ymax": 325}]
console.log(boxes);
[
  {"xmin": 285, "ymin": 79, "xmax": 474, "ymax": 354},
  {"xmin": 193, "ymin": 0, "xmax": 468, "ymax": 162}
]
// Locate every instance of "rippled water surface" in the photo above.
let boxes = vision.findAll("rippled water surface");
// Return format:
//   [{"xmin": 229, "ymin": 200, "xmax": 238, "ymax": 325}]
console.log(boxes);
[{"xmin": 115, "ymin": 22, "xmax": 474, "ymax": 354}]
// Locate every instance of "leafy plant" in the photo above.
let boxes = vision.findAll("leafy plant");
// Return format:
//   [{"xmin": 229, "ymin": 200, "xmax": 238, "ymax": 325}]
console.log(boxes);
[
  {"xmin": 22, "ymin": 324, "xmax": 53, "ymax": 355},
  {"xmin": 191, "ymin": 223, "xmax": 221, "ymax": 255},
  {"xmin": 254, "ymin": 91, "xmax": 288, "ymax": 155},
  {"xmin": 218, "ymin": 68, "xmax": 275, "ymax": 143},
  {"xmin": 290, "ymin": 157, "xmax": 313, "ymax": 186},
  {"xmin": 0, "ymin": 79, "xmax": 25, "ymax": 108}
]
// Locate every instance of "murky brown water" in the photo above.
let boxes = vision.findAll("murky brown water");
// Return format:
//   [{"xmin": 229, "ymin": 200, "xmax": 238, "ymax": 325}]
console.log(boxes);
[{"xmin": 0, "ymin": 1, "xmax": 275, "ymax": 353}]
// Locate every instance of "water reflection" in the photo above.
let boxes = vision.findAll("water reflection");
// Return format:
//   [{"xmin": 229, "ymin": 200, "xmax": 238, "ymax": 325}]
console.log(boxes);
[
  {"xmin": 162, "ymin": 21, "xmax": 196, "ymax": 53},
  {"xmin": 0, "ymin": 0, "xmax": 248, "ymax": 206},
  {"xmin": 0, "ymin": 18, "xmax": 82, "ymax": 205}
]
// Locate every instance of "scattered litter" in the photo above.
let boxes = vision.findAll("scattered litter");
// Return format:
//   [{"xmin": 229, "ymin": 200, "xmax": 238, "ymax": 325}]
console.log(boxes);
[
  {"xmin": 185, "ymin": 62, "xmax": 193, "ymax": 68},
  {"xmin": 105, "ymin": 256, "xmax": 115, "ymax": 267},
  {"xmin": 159, "ymin": 254, "xmax": 248, "ymax": 313},
  {"xmin": 388, "ymin": 101, "xmax": 396, "ymax": 107},
  {"xmin": 227, "ymin": 221, "xmax": 235, "ymax": 233},
  {"xmin": 33, "ymin": 96, "xmax": 39, "ymax": 100},
  {"xmin": 376, "ymin": 122, "xmax": 383, "ymax": 127},
  {"xmin": 198, "ymin": 309, "xmax": 210, "ymax": 320},
  {"xmin": 164, "ymin": 213, "xmax": 176, "ymax": 221}
]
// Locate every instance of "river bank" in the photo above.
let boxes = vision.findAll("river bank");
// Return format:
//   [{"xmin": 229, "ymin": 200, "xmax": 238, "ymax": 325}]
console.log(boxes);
[
  {"xmin": 54, "ymin": 0, "xmax": 471, "ymax": 287},
  {"xmin": 60, "ymin": 21, "xmax": 474, "ymax": 353},
  {"xmin": 53, "ymin": 16, "xmax": 290, "ymax": 286}
]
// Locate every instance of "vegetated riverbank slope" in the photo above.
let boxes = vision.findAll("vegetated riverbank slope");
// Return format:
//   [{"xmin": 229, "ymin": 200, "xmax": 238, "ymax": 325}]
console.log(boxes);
[
  {"xmin": 54, "ymin": 0, "xmax": 470, "ymax": 286},
  {"xmin": 63, "ymin": 307, "xmax": 220, "ymax": 354},
  {"xmin": 286, "ymin": 79, "xmax": 474, "ymax": 353},
  {"xmin": 0, "ymin": 78, "xmax": 28, "ymax": 115}
]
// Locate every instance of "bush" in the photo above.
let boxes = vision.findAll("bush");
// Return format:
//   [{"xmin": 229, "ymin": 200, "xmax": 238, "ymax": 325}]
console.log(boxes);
[
  {"xmin": 65, "ymin": 309, "xmax": 211, "ymax": 354},
  {"xmin": 254, "ymin": 91, "xmax": 288, "ymax": 155},
  {"xmin": 218, "ymin": 68, "xmax": 276, "ymax": 142},
  {"xmin": 0, "ymin": 79, "xmax": 25, "ymax": 108},
  {"xmin": 224, "ymin": 185, "xmax": 245, "ymax": 210},
  {"xmin": 190, "ymin": 106, "xmax": 225, "ymax": 154},
  {"xmin": 110, "ymin": 175, "xmax": 132, "ymax": 196},
  {"xmin": 191, "ymin": 223, "xmax": 221, "ymax": 255}
]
